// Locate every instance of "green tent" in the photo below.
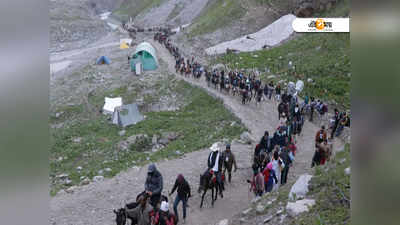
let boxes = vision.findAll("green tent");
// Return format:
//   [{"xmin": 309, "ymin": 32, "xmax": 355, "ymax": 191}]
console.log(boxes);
[{"xmin": 130, "ymin": 42, "xmax": 158, "ymax": 72}]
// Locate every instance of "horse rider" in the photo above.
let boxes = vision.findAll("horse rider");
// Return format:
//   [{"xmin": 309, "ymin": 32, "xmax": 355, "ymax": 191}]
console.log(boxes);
[
  {"xmin": 145, "ymin": 163, "xmax": 164, "ymax": 208},
  {"xmin": 125, "ymin": 194, "xmax": 153, "ymax": 225},
  {"xmin": 207, "ymin": 144, "xmax": 224, "ymax": 197}
]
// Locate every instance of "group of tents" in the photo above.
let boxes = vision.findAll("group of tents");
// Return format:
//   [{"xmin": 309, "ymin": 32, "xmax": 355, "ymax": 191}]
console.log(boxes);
[
  {"xmin": 96, "ymin": 40, "xmax": 159, "ymax": 127},
  {"xmin": 96, "ymin": 41, "xmax": 159, "ymax": 74},
  {"xmin": 94, "ymin": 38, "xmax": 161, "ymax": 127}
]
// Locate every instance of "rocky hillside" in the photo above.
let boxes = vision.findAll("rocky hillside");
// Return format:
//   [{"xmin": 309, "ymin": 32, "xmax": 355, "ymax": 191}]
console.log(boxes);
[{"xmin": 50, "ymin": 0, "xmax": 111, "ymax": 52}]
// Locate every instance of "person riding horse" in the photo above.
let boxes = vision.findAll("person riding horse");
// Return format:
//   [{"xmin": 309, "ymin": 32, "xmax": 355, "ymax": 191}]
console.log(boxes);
[
  {"xmin": 207, "ymin": 144, "xmax": 224, "ymax": 198},
  {"xmin": 145, "ymin": 163, "xmax": 164, "ymax": 209}
]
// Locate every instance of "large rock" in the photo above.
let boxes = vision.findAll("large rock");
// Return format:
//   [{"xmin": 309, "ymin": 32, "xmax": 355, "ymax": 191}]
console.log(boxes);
[
  {"xmin": 216, "ymin": 219, "xmax": 229, "ymax": 225},
  {"xmin": 161, "ymin": 132, "xmax": 179, "ymax": 141},
  {"xmin": 119, "ymin": 134, "xmax": 149, "ymax": 150},
  {"xmin": 92, "ymin": 176, "xmax": 104, "ymax": 182},
  {"xmin": 289, "ymin": 174, "xmax": 312, "ymax": 200},
  {"xmin": 240, "ymin": 132, "xmax": 253, "ymax": 144},
  {"xmin": 286, "ymin": 199, "xmax": 315, "ymax": 217},
  {"xmin": 345, "ymin": 167, "xmax": 351, "ymax": 175},
  {"xmin": 256, "ymin": 204, "xmax": 265, "ymax": 214}
]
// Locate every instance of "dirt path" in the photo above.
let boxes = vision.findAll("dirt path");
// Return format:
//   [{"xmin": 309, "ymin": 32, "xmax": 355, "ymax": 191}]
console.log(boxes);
[{"xmin": 50, "ymin": 39, "xmax": 344, "ymax": 225}]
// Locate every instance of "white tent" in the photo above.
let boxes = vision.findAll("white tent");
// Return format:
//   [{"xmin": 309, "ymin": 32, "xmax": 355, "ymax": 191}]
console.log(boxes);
[{"xmin": 103, "ymin": 97, "xmax": 122, "ymax": 115}]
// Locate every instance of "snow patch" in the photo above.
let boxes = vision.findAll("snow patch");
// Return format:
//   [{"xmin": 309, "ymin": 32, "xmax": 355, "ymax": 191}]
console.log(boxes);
[{"xmin": 205, "ymin": 14, "xmax": 296, "ymax": 55}]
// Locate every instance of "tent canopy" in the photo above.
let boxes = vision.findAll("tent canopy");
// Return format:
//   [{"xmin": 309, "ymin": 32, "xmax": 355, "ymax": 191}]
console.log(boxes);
[
  {"xmin": 130, "ymin": 42, "xmax": 158, "ymax": 72},
  {"xmin": 120, "ymin": 38, "xmax": 132, "ymax": 45},
  {"xmin": 112, "ymin": 103, "xmax": 144, "ymax": 127},
  {"xmin": 120, "ymin": 42, "xmax": 129, "ymax": 49},
  {"xmin": 103, "ymin": 97, "xmax": 122, "ymax": 114},
  {"xmin": 96, "ymin": 56, "xmax": 111, "ymax": 65}
]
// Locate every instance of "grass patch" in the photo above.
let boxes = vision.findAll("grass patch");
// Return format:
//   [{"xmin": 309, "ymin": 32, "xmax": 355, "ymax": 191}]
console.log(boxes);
[
  {"xmin": 291, "ymin": 144, "xmax": 351, "ymax": 224},
  {"xmin": 112, "ymin": 0, "xmax": 164, "ymax": 21},
  {"xmin": 189, "ymin": 0, "xmax": 245, "ymax": 36},
  {"xmin": 217, "ymin": 32, "xmax": 350, "ymax": 108},
  {"xmin": 50, "ymin": 79, "xmax": 246, "ymax": 195}
]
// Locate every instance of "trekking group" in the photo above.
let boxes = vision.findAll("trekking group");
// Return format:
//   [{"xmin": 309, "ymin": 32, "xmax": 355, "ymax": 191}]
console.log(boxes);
[{"xmin": 112, "ymin": 31, "xmax": 351, "ymax": 225}]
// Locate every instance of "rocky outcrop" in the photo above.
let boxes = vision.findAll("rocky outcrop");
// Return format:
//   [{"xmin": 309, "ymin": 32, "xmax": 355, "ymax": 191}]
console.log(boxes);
[
  {"xmin": 289, "ymin": 174, "xmax": 312, "ymax": 201},
  {"xmin": 286, "ymin": 199, "xmax": 316, "ymax": 217},
  {"xmin": 295, "ymin": 0, "xmax": 342, "ymax": 17}
]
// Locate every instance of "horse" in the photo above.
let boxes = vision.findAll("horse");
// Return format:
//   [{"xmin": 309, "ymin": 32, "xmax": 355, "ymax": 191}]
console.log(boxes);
[
  {"xmin": 198, "ymin": 170, "xmax": 225, "ymax": 208},
  {"xmin": 113, "ymin": 192, "xmax": 168, "ymax": 225},
  {"xmin": 113, "ymin": 201, "xmax": 140, "ymax": 225}
]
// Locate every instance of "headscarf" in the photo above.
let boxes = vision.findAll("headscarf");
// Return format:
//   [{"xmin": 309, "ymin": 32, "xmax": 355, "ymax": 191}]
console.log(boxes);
[
  {"xmin": 177, "ymin": 174, "xmax": 184, "ymax": 184},
  {"xmin": 267, "ymin": 162, "xmax": 273, "ymax": 170}
]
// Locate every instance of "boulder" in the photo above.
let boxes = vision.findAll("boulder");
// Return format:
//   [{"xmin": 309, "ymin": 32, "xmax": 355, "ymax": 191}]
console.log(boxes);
[
  {"xmin": 240, "ymin": 131, "xmax": 253, "ymax": 144},
  {"xmin": 256, "ymin": 204, "xmax": 265, "ymax": 214},
  {"xmin": 216, "ymin": 219, "xmax": 229, "ymax": 225},
  {"xmin": 286, "ymin": 199, "xmax": 315, "ymax": 217},
  {"xmin": 158, "ymin": 138, "xmax": 169, "ymax": 145},
  {"xmin": 65, "ymin": 186, "xmax": 78, "ymax": 194},
  {"xmin": 242, "ymin": 208, "xmax": 252, "ymax": 216},
  {"xmin": 345, "ymin": 167, "xmax": 351, "ymax": 175},
  {"xmin": 73, "ymin": 137, "xmax": 82, "ymax": 143},
  {"xmin": 119, "ymin": 134, "xmax": 149, "ymax": 150},
  {"xmin": 118, "ymin": 130, "xmax": 126, "ymax": 136},
  {"xmin": 161, "ymin": 132, "xmax": 179, "ymax": 141},
  {"xmin": 80, "ymin": 178, "xmax": 90, "ymax": 185},
  {"xmin": 263, "ymin": 215, "xmax": 273, "ymax": 223},
  {"xmin": 56, "ymin": 173, "xmax": 69, "ymax": 179},
  {"xmin": 289, "ymin": 174, "xmax": 312, "ymax": 200},
  {"xmin": 93, "ymin": 176, "xmax": 104, "ymax": 182}
]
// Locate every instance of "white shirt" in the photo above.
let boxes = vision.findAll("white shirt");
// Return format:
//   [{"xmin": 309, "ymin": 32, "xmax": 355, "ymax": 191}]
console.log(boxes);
[{"xmin": 210, "ymin": 151, "xmax": 220, "ymax": 172}]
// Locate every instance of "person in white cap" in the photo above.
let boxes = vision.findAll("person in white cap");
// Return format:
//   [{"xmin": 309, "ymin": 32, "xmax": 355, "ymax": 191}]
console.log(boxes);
[{"xmin": 207, "ymin": 143, "xmax": 224, "ymax": 197}]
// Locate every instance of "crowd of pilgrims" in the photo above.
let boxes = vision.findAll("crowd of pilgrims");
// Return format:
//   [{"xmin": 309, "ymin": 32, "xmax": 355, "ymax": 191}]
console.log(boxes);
[{"xmin": 154, "ymin": 32, "xmax": 350, "ymax": 197}]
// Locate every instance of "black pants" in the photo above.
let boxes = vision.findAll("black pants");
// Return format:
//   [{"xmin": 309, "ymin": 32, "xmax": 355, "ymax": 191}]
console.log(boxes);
[
  {"xmin": 310, "ymin": 107, "xmax": 314, "ymax": 122},
  {"xmin": 331, "ymin": 123, "xmax": 338, "ymax": 139},
  {"xmin": 150, "ymin": 193, "xmax": 161, "ymax": 208},
  {"xmin": 311, "ymin": 150, "xmax": 321, "ymax": 167},
  {"xmin": 281, "ymin": 166, "xmax": 289, "ymax": 185}
]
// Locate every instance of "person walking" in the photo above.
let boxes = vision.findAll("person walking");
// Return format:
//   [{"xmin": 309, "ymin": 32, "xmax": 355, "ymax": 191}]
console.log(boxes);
[
  {"xmin": 279, "ymin": 147, "xmax": 292, "ymax": 185},
  {"xmin": 249, "ymin": 167, "xmax": 264, "ymax": 197},
  {"xmin": 169, "ymin": 174, "xmax": 191, "ymax": 224},
  {"xmin": 263, "ymin": 162, "xmax": 278, "ymax": 193},
  {"xmin": 271, "ymin": 150, "xmax": 284, "ymax": 190}
]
